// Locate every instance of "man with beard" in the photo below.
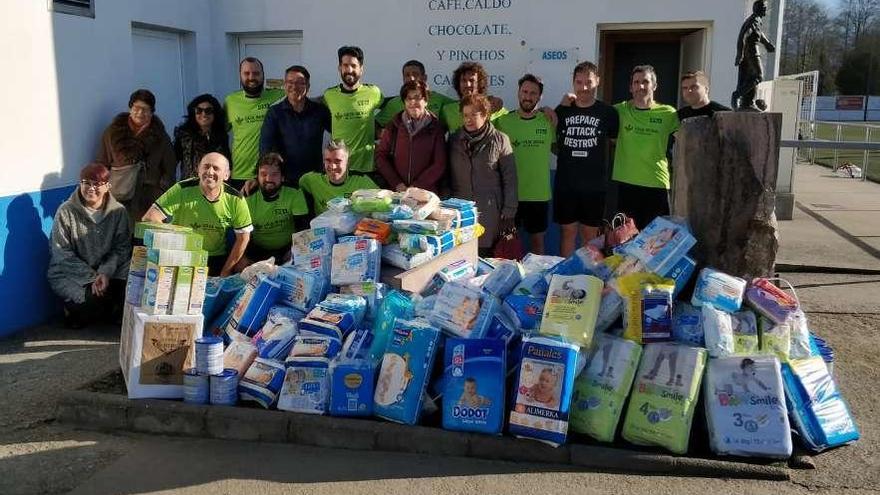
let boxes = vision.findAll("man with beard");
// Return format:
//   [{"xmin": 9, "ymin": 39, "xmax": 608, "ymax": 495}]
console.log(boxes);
[
  {"xmin": 553, "ymin": 62, "xmax": 619, "ymax": 256},
  {"xmin": 440, "ymin": 62, "xmax": 508, "ymax": 133},
  {"xmin": 225, "ymin": 57, "xmax": 284, "ymax": 191},
  {"xmin": 143, "ymin": 152, "xmax": 252, "ymax": 276},
  {"xmin": 299, "ymin": 140, "xmax": 377, "ymax": 216},
  {"xmin": 375, "ymin": 60, "xmax": 454, "ymax": 128},
  {"xmin": 259, "ymin": 65, "xmax": 331, "ymax": 185},
  {"xmin": 236, "ymin": 153, "xmax": 309, "ymax": 268},
  {"xmin": 321, "ymin": 46, "xmax": 383, "ymax": 174},
  {"xmin": 495, "ymin": 74, "xmax": 555, "ymax": 255},
  {"xmin": 612, "ymin": 65, "xmax": 679, "ymax": 229},
  {"xmin": 677, "ymin": 71, "xmax": 731, "ymax": 120}
]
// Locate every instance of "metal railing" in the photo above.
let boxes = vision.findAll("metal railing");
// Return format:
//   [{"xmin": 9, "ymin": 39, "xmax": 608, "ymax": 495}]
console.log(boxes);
[{"xmin": 796, "ymin": 121, "xmax": 880, "ymax": 182}]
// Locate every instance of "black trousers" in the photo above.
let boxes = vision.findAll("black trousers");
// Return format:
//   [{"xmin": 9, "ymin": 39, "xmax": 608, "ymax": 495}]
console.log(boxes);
[
  {"xmin": 614, "ymin": 182, "xmax": 670, "ymax": 230},
  {"xmin": 64, "ymin": 278, "xmax": 125, "ymax": 326}
]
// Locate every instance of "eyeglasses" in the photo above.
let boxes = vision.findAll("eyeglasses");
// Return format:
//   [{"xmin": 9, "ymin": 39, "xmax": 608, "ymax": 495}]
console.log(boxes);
[
  {"xmin": 80, "ymin": 180, "xmax": 108, "ymax": 189},
  {"xmin": 195, "ymin": 106, "xmax": 215, "ymax": 115}
]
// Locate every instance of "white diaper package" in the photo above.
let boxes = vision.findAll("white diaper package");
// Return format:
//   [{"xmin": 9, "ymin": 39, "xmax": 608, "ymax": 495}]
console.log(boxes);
[
  {"xmin": 759, "ymin": 317, "xmax": 792, "ymax": 362},
  {"xmin": 732, "ymin": 310, "xmax": 759, "ymax": 354},
  {"xmin": 704, "ymin": 355, "xmax": 792, "ymax": 458},
  {"xmin": 277, "ymin": 356, "xmax": 331, "ymax": 415},
  {"xmin": 595, "ymin": 285, "xmax": 624, "ymax": 333},
  {"xmin": 392, "ymin": 219, "xmax": 442, "ymax": 235},
  {"xmin": 291, "ymin": 227, "xmax": 336, "ymax": 265},
  {"xmin": 222, "ymin": 340, "xmax": 258, "ymax": 376},
  {"xmin": 238, "ymin": 358, "xmax": 287, "ymax": 408},
  {"xmin": 310, "ymin": 210, "xmax": 361, "ymax": 235},
  {"xmin": 692, "ymin": 268, "xmax": 747, "ymax": 313},
  {"xmin": 787, "ymin": 310, "xmax": 813, "ymax": 360},
  {"xmin": 429, "ymin": 282, "xmax": 498, "ymax": 339},
  {"xmin": 482, "ymin": 260, "xmax": 524, "ymax": 299},
  {"xmin": 521, "ymin": 254, "xmax": 565, "ymax": 274},
  {"xmin": 252, "ymin": 317, "xmax": 298, "ymax": 360},
  {"xmin": 381, "ymin": 243, "xmax": 434, "ymax": 270},
  {"xmin": 330, "ymin": 237, "xmax": 381, "ymax": 285},
  {"xmin": 289, "ymin": 334, "xmax": 341, "ymax": 359},
  {"xmin": 703, "ymin": 304, "xmax": 735, "ymax": 358},
  {"xmin": 421, "ymin": 259, "xmax": 476, "ymax": 296}
]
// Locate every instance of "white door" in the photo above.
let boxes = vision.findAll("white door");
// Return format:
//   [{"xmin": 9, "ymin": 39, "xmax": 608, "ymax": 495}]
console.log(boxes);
[
  {"xmin": 237, "ymin": 34, "xmax": 303, "ymax": 89},
  {"xmin": 131, "ymin": 27, "xmax": 185, "ymax": 129}
]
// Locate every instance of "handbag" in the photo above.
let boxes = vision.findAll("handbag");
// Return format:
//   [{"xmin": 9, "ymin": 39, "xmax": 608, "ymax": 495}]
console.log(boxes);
[
  {"xmin": 602, "ymin": 213, "xmax": 639, "ymax": 254},
  {"xmin": 493, "ymin": 226, "xmax": 524, "ymax": 260},
  {"xmin": 109, "ymin": 162, "xmax": 144, "ymax": 202}
]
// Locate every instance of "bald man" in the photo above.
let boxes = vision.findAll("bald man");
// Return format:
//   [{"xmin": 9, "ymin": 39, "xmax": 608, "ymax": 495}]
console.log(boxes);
[{"xmin": 144, "ymin": 152, "xmax": 253, "ymax": 275}]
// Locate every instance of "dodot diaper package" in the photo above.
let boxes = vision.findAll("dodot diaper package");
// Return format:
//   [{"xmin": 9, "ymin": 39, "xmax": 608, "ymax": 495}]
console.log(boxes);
[
  {"xmin": 330, "ymin": 237, "xmax": 381, "ymax": 286},
  {"xmin": 509, "ymin": 336, "xmax": 580, "ymax": 447},
  {"xmin": 570, "ymin": 334, "xmax": 643, "ymax": 442},
  {"xmin": 429, "ymin": 282, "xmax": 498, "ymax": 339},
  {"xmin": 704, "ymin": 355, "xmax": 792, "ymax": 458},
  {"xmin": 442, "ymin": 338, "xmax": 506, "ymax": 435},
  {"xmin": 374, "ymin": 319, "xmax": 441, "ymax": 425},
  {"xmin": 622, "ymin": 343, "xmax": 707, "ymax": 454},
  {"xmin": 277, "ymin": 356, "xmax": 331, "ymax": 415},
  {"xmin": 691, "ymin": 268, "xmax": 747, "ymax": 313},
  {"xmin": 539, "ymin": 275, "xmax": 603, "ymax": 348}
]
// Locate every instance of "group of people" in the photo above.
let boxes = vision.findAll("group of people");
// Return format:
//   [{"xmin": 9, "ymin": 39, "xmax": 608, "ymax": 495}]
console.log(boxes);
[{"xmin": 47, "ymin": 44, "xmax": 730, "ymax": 328}]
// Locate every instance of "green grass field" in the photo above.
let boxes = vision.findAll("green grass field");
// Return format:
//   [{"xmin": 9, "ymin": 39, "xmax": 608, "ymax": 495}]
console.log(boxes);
[{"xmin": 805, "ymin": 122, "xmax": 880, "ymax": 181}]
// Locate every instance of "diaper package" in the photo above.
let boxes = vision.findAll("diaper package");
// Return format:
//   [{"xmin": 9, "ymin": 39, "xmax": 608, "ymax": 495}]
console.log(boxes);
[
  {"xmin": 310, "ymin": 210, "xmax": 361, "ymax": 235},
  {"xmin": 429, "ymin": 282, "xmax": 498, "ymax": 339},
  {"xmin": 354, "ymin": 218, "xmax": 393, "ymax": 244},
  {"xmin": 732, "ymin": 310, "xmax": 759, "ymax": 354},
  {"xmin": 787, "ymin": 310, "xmax": 813, "ymax": 360},
  {"xmin": 759, "ymin": 317, "xmax": 792, "ymax": 362},
  {"xmin": 671, "ymin": 302, "xmax": 704, "ymax": 347},
  {"xmin": 330, "ymin": 237, "xmax": 381, "ymax": 285},
  {"xmin": 252, "ymin": 317, "xmax": 298, "ymax": 360},
  {"xmin": 544, "ymin": 246, "xmax": 609, "ymax": 283},
  {"xmin": 329, "ymin": 359, "xmax": 375, "ymax": 417},
  {"xmin": 277, "ymin": 356, "xmax": 331, "ymax": 414},
  {"xmin": 482, "ymin": 260, "xmax": 524, "ymax": 299},
  {"xmin": 223, "ymin": 340, "xmax": 258, "ymax": 376},
  {"xmin": 703, "ymin": 304, "xmax": 736, "ymax": 358},
  {"xmin": 429, "ymin": 206, "xmax": 478, "ymax": 229},
  {"xmin": 291, "ymin": 227, "xmax": 336, "ymax": 265},
  {"xmin": 704, "ymin": 355, "xmax": 792, "ymax": 458},
  {"xmin": 691, "ymin": 268, "xmax": 747, "ymax": 313},
  {"xmin": 374, "ymin": 319, "xmax": 441, "ymax": 425},
  {"xmin": 338, "ymin": 282, "xmax": 385, "ymax": 319},
  {"xmin": 659, "ymin": 255, "xmax": 697, "ymax": 299},
  {"xmin": 595, "ymin": 284, "xmax": 624, "ymax": 333},
  {"xmin": 620, "ymin": 217, "xmax": 696, "ymax": 275},
  {"xmin": 391, "ymin": 219, "xmax": 442, "ymax": 235},
  {"xmin": 202, "ymin": 275, "xmax": 246, "ymax": 321},
  {"xmin": 350, "ymin": 189, "xmax": 394, "ymax": 213},
  {"xmin": 294, "ymin": 253, "xmax": 332, "ymax": 278},
  {"xmin": 371, "ymin": 203, "xmax": 415, "ymax": 222},
  {"xmin": 265, "ymin": 304, "xmax": 306, "ymax": 324},
  {"xmin": 289, "ymin": 334, "xmax": 341, "ymax": 359},
  {"xmin": 616, "ymin": 272, "xmax": 675, "ymax": 344},
  {"xmin": 745, "ymin": 278, "xmax": 799, "ymax": 324},
  {"xmin": 442, "ymin": 338, "xmax": 506, "ymax": 435},
  {"xmin": 783, "ymin": 357, "xmax": 860, "ymax": 452},
  {"xmin": 511, "ymin": 272, "xmax": 550, "ymax": 297},
  {"xmin": 401, "ymin": 187, "xmax": 441, "ymax": 220},
  {"xmin": 485, "ymin": 311, "xmax": 520, "ymax": 348},
  {"xmin": 226, "ymin": 274, "xmax": 282, "ymax": 338},
  {"xmin": 238, "ymin": 358, "xmax": 287, "ymax": 408},
  {"xmin": 381, "ymin": 243, "xmax": 435, "ymax": 270},
  {"xmin": 521, "ymin": 254, "xmax": 565, "ymax": 274},
  {"xmin": 502, "ymin": 294, "xmax": 545, "ymax": 331},
  {"xmin": 570, "ymin": 334, "xmax": 643, "ymax": 442},
  {"xmin": 421, "ymin": 259, "xmax": 476, "ymax": 297},
  {"xmin": 539, "ymin": 275, "xmax": 603, "ymax": 348},
  {"xmin": 621, "ymin": 343, "xmax": 707, "ymax": 454},
  {"xmin": 275, "ymin": 266, "xmax": 326, "ymax": 312},
  {"xmin": 298, "ymin": 296, "xmax": 364, "ymax": 342},
  {"xmin": 368, "ymin": 290, "xmax": 415, "ymax": 367},
  {"xmin": 509, "ymin": 336, "xmax": 581, "ymax": 447},
  {"xmin": 641, "ymin": 283, "xmax": 674, "ymax": 343}
]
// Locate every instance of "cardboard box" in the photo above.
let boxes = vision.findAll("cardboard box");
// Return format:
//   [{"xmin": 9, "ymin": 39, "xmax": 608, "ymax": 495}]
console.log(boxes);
[
  {"xmin": 187, "ymin": 266, "xmax": 209, "ymax": 315},
  {"xmin": 141, "ymin": 262, "xmax": 177, "ymax": 315},
  {"xmin": 143, "ymin": 230, "xmax": 204, "ymax": 251},
  {"xmin": 147, "ymin": 248, "xmax": 209, "ymax": 267},
  {"xmin": 171, "ymin": 266, "xmax": 194, "ymax": 315}
]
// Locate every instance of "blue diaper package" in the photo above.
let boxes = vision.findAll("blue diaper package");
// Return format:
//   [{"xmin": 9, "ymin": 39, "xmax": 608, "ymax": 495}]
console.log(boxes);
[
  {"xmin": 429, "ymin": 282, "xmax": 498, "ymax": 339},
  {"xmin": 238, "ymin": 358, "xmax": 287, "ymax": 409},
  {"xmin": 509, "ymin": 336, "xmax": 581, "ymax": 447},
  {"xmin": 338, "ymin": 282, "xmax": 385, "ymax": 319},
  {"xmin": 320, "ymin": 293, "xmax": 368, "ymax": 329},
  {"xmin": 482, "ymin": 260, "xmax": 524, "ymax": 299},
  {"xmin": 275, "ymin": 266, "xmax": 325, "ymax": 312},
  {"xmin": 203, "ymin": 276, "xmax": 246, "ymax": 321},
  {"xmin": 672, "ymin": 302, "xmax": 704, "ymax": 347},
  {"xmin": 374, "ymin": 319, "xmax": 441, "ymax": 425},
  {"xmin": 485, "ymin": 311, "xmax": 520, "ymax": 348},
  {"xmin": 289, "ymin": 334, "xmax": 341, "ymax": 359},
  {"xmin": 544, "ymin": 246, "xmax": 609, "ymax": 282},
  {"xmin": 502, "ymin": 294, "xmax": 545, "ymax": 331},
  {"xmin": 440, "ymin": 198, "xmax": 477, "ymax": 210},
  {"xmin": 660, "ymin": 255, "xmax": 697, "ymax": 298},
  {"xmin": 620, "ymin": 217, "xmax": 697, "ymax": 275},
  {"xmin": 226, "ymin": 274, "xmax": 282, "ymax": 338},
  {"xmin": 368, "ymin": 291, "xmax": 415, "ymax": 367},
  {"xmin": 330, "ymin": 359, "xmax": 375, "ymax": 417},
  {"xmin": 252, "ymin": 317, "xmax": 298, "ymax": 360},
  {"xmin": 511, "ymin": 272, "xmax": 550, "ymax": 297},
  {"xmin": 442, "ymin": 338, "xmax": 506, "ymax": 434},
  {"xmin": 298, "ymin": 304, "xmax": 357, "ymax": 342}
]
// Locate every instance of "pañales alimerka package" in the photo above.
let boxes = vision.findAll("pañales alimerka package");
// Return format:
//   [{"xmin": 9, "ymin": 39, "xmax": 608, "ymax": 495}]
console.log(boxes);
[
  {"xmin": 482, "ymin": 260, "xmax": 524, "ymax": 299},
  {"xmin": 429, "ymin": 282, "xmax": 498, "ymax": 339},
  {"xmin": 330, "ymin": 237, "xmax": 381, "ymax": 285},
  {"xmin": 509, "ymin": 336, "xmax": 581, "ymax": 447},
  {"xmin": 277, "ymin": 356, "xmax": 331, "ymax": 414},
  {"xmin": 350, "ymin": 189, "xmax": 394, "ymax": 213},
  {"xmin": 691, "ymin": 268, "xmax": 747, "ymax": 313},
  {"xmin": 616, "ymin": 272, "xmax": 676, "ymax": 344},
  {"xmin": 368, "ymin": 291, "xmax": 415, "ymax": 367},
  {"xmin": 620, "ymin": 216, "xmax": 696, "ymax": 276},
  {"xmin": 704, "ymin": 355, "xmax": 792, "ymax": 458},
  {"xmin": 702, "ymin": 304, "xmax": 736, "ymax": 358},
  {"xmin": 238, "ymin": 357, "xmax": 287, "ymax": 408},
  {"xmin": 401, "ymin": 187, "xmax": 441, "ymax": 220},
  {"xmin": 374, "ymin": 319, "xmax": 441, "ymax": 425},
  {"xmin": 330, "ymin": 359, "xmax": 374, "ymax": 417},
  {"xmin": 225, "ymin": 274, "xmax": 282, "ymax": 338},
  {"xmin": 502, "ymin": 294, "xmax": 545, "ymax": 331},
  {"xmin": 621, "ymin": 343, "xmax": 707, "ymax": 454},
  {"xmin": 421, "ymin": 259, "xmax": 476, "ymax": 297},
  {"xmin": 782, "ymin": 357, "xmax": 860, "ymax": 452},
  {"xmin": 310, "ymin": 210, "xmax": 361, "ymax": 235},
  {"xmin": 672, "ymin": 302, "xmax": 704, "ymax": 347},
  {"xmin": 745, "ymin": 278, "xmax": 799, "ymax": 324},
  {"xmin": 252, "ymin": 317, "xmax": 298, "ymax": 360},
  {"xmin": 539, "ymin": 275, "xmax": 603, "ymax": 348},
  {"xmin": 442, "ymin": 338, "xmax": 506, "ymax": 435},
  {"xmin": 291, "ymin": 227, "xmax": 336, "ymax": 265},
  {"xmin": 732, "ymin": 310, "xmax": 759, "ymax": 354},
  {"xmin": 570, "ymin": 334, "xmax": 643, "ymax": 442},
  {"xmin": 275, "ymin": 266, "xmax": 325, "ymax": 312}
]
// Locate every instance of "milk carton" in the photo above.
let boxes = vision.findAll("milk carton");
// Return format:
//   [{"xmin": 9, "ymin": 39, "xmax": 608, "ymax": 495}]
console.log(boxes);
[{"xmin": 141, "ymin": 262, "xmax": 177, "ymax": 315}]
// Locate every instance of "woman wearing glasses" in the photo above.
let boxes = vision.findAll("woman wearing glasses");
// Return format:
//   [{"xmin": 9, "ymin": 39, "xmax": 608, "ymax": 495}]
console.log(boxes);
[
  {"xmin": 96, "ymin": 89, "xmax": 176, "ymax": 225},
  {"xmin": 48, "ymin": 163, "xmax": 131, "ymax": 328},
  {"xmin": 173, "ymin": 94, "xmax": 230, "ymax": 179}
]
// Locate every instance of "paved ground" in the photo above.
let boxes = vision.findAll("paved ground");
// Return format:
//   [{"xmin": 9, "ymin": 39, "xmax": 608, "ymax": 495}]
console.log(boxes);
[{"xmin": 1, "ymin": 162, "xmax": 879, "ymax": 495}]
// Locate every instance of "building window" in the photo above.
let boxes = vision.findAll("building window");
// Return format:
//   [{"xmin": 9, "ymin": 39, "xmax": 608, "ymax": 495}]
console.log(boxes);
[{"xmin": 50, "ymin": 0, "xmax": 95, "ymax": 18}]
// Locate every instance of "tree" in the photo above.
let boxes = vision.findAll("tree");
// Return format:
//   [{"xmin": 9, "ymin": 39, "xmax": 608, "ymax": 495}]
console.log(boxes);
[{"xmin": 834, "ymin": 39, "xmax": 880, "ymax": 94}]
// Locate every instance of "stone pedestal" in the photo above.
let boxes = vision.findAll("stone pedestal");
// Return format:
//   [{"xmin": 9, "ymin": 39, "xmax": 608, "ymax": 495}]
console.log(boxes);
[{"xmin": 671, "ymin": 112, "xmax": 782, "ymax": 278}]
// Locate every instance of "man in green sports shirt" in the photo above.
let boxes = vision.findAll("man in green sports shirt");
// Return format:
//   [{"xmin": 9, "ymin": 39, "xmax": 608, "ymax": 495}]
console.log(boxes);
[
  {"xmin": 225, "ymin": 57, "xmax": 284, "ymax": 191},
  {"xmin": 439, "ymin": 62, "xmax": 508, "ymax": 133},
  {"xmin": 612, "ymin": 65, "xmax": 679, "ymax": 229},
  {"xmin": 376, "ymin": 60, "xmax": 454, "ymax": 127},
  {"xmin": 299, "ymin": 140, "xmax": 377, "ymax": 216},
  {"xmin": 143, "ymin": 152, "xmax": 252, "ymax": 276},
  {"xmin": 321, "ymin": 46, "xmax": 383, "ymax": 174},
  {"xmin": 495, "ymin": 74, "xmax": 555, "ymax": 255},
  {"xmin": 236, "ymin": 152, "xmax": 309, "ymax": 269}
]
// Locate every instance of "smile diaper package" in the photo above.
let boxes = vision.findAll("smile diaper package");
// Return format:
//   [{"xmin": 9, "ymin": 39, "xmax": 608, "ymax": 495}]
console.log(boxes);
[
  {"xmin": 330, "ymin": 237, "xmax": 381, "ymax": 285},
  {"xmin": 691, "ymin": 268, "xmax": 747, "ymax": 313},
  {"xmin": 442, "ymin": 338, "xmax": 506, "ymax": 434},
  {"xmin": 539, "ymin": 275, "xmax": 603, "ymax": 348},
  {"xmin": 782, "ymin": 357, "xmax": 860, "ymax": 452},
  {"xmin": 277, "ymin": 356, "xmax": 331, "ymax": 414},
  {"xmin": 238, "ymin": 357, "xmax": 287, "ymax": 408},
  {"xmin": 374, "ymin": 319, "xmax": 441, "ymax": 425},
  {"xmin": 429, "ymin": 282, "xmax": 498, "ymax": 339},
  {"xmin": 482, "ymin": 260, "xmax": 524, "ymax": 299},
  {"xmin": 622, "ymin": 343, "xmax": 707, "ymax": 454},
  {"xmin": 704, "ymin": 355, "xmax": 792, "ymax": 458},
  {"xmin": 619, "ymin": 217, "xmax": 696, "ymax": 275},
  {"xmin": 509, "ymin": 336, "xmax": 580, "ymax": 447},
  {"xmin": 330, "ymin": 359, "xmax": 375, "ymax": 417},
  {"xmin": 570, "ymin": 334, "xmax": 643, "ymax": 442},
  {"xmin": 275, "ymin": 266, "xmax": 326, "ymax": 312},
  {"xmin": 291, "ymin": 227, "xmax": 336, "ymax": 265}
]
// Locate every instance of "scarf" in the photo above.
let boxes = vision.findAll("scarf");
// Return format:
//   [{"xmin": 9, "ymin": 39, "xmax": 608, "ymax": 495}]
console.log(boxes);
[
  {"xmin": 128, "ymin": 115, "xmax": 150, "ymax": 136},
  {"xmin": 462, "ymin": 121, "xmax": 491, "ymax": 157},
  {"xmin": 402, "ymin": 112, "xmax": 431, "ymax": 136}
]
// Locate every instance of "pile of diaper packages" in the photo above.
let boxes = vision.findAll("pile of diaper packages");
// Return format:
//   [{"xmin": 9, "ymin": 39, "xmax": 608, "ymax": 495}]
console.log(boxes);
[{"xmin": 126, "ymin": 213, "xmax": 859, "ymax": 461}]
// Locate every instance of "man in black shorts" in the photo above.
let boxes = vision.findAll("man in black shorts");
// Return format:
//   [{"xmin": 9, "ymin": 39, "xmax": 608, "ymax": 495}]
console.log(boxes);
[{"xmin": 553, "ymin": 61, "xmax": 619, "ymax": 257}]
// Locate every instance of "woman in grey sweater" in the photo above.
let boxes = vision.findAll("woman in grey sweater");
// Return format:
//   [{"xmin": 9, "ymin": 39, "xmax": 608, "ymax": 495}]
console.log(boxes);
[{"xmin": 48, "ymin": 163, "xmax": 131, "ymax": 328}]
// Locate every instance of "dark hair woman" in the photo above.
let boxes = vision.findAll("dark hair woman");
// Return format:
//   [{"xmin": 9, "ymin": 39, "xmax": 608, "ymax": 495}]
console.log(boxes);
[{"xmin": 174, "ymin": 94, "xmax": 230, "ymax": 179}]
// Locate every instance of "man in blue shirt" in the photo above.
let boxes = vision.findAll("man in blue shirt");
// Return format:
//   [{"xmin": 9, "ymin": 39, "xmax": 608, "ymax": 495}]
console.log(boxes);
[{"xmin": 260, "ymin": 65, "xmax": 332, "ymax": 186}]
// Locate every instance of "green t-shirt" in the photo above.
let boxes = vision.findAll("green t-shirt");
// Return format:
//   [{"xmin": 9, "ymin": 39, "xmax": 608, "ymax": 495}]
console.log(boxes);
[
  {"xmin": 322, "ymin": 84, "xmax": 383, "ymax": 173},
  {"xmin": 298, "ymin": 172, "xmax": 378, "ymax": 215},
  {"xmin": 154, "ymin": 178, "xmax": 253, "ymax": 256},
  {"xmin": 495, "ymin": 112, "xmax": 555, "ymax": 202},
  {"xmin": 376, "ymin": 92, "xmax": 455, "ymax": 127},
  {"xmin": 245, "ymin": 186, "xmax": 309, "ymax": 250},
  {"xmin": 612, "ymin": 101, "xmax": 679, "ymax": 189},
  {"xmin": 225, "ymin": 89, "xmax": 284, "ymax": 180},
  {"xmin": 440, "ymin": 100, "xmax": 509, "ymax": 133}
]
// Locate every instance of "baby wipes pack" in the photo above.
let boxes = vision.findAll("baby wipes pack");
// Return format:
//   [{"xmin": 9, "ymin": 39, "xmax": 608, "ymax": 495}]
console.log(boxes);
[
  {"xmin": 350, "ymin": 189, "xmax": 394, "ymax": 213},
  {"xmin": 539, "ymin": 275, "xmax": 603, "ymax": 348},
  {"xmin": 391, "ymin": 219, "xmax": 442, "ymax": 235},
  {"xmin": 291, "ymin": 227, "xmax": 336, "ymax": 265},
  {"xmin": 277, "ymin": 356, "xmax": 331, "ymax": 414},
  {"xmin": 429, "ymin": 282, "xmax": 498, "ymax": 339},
  {"xmin": 570, "ymin": 334, "xmax": 643, "ymax": 442},
  {"xmin": 622, "ymin": 343, "xmax": 707, "ymax": 454},
  {"xmin": 704, "ymin": 355, "xmax": 792, "ymax": 458},
  {"xmin": 329, "ymin": 359, "xmax": 374, "ymax": 417},
  {"xmin": 374, "ymin": 319, "xmax": 441, "ymax": 425},
  {"xmin": 482, "ymin": 260, "xmax": 524, "ymax": 299},
  {"xmin": 745, "ymin": 278, "xmax": 799, "ymax": 324},
  {"xmin": 331, "ymin": 237, "xmax": 381, "ymax": 285},
  {"xmin": 509, "ymin": 336, "xmax": 581, "ymax": 447},
  {"xmin": 692, "ymin": 268, "xmax": 747, "ymax": 313},
  {"xmin": 442, "ymin": 338, "xmax": 506, "ymax": 435},
  {"xmin": 238, "ymin": 358, "xmax": 287, "ymax": 408},
  {"xmin": 620, "ymin": 217, "xmax": 696, "ymax": 275}
]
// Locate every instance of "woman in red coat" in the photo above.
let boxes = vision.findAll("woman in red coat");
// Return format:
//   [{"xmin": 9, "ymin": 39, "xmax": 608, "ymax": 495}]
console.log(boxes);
[{"xmin": 375, "ymin": 80, "xmax": 447, "ymax": 194}]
